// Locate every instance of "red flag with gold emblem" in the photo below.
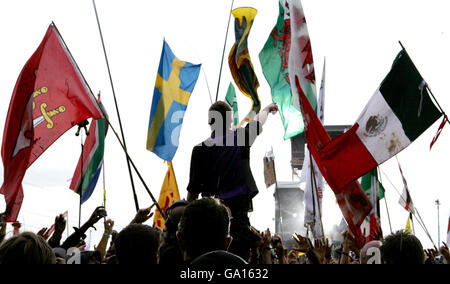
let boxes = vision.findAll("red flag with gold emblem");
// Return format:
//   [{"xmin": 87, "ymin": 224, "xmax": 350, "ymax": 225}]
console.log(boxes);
[
  {"xmin": 0, "ymin": 23, "xmax": 103, "ymax": 222},
  {"xmin": 153, "ymin": 162, "xmax": 180, "ymax": 229}
]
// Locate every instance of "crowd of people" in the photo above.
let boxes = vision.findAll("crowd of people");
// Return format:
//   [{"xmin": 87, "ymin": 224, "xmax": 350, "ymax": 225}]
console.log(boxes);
[
  {"xmin": 0, "ymin": 198, "xmax": 449, "ymax": 265},
  {"xmin": 0, "ymin": 101, "xmax": 448, "ymax": 265}
]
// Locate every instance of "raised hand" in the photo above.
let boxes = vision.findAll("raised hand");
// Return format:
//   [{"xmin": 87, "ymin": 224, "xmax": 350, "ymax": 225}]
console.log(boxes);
[
  {"xmin": 54, "ymin": 214, "xmax": 66, "ymax": 235},
  {"xmin": 287, "ymin": 249, "xmax": 300, "ymax": 264},
  {"xmin": 87, "ymin": 206, "xmax": 107, "ymax": 226},
  {"xmin": 292, "ymin": 233, "xmax": 312, "ymax": 253},
  {"xmin": 312, "ymin": 238, "xmax": 332, "ymax": 264},
  {"xmin": 370, "ymin": 223, "xmax": 383, "ymax": 241},
  {"xmin": 37, "ymin": 227, "xmax": 51, "ymax": 241},
  {"xmin": 439, "ymin": 242, "xmax": 450, "ymax": 263},
  {"xmin": 130, "ymin": 203, "xmax": 156, "ymax": 224},
  {"xmin": 425, "ymin": 248, "xmax": 440, "ymax": 260},
  {"xmin": 342, "ymin": 230, "xmax": 360, "ymax": 252},
  {"xmin": 104, "ymin": 219, "xmax": 114, "ymax": 235}
]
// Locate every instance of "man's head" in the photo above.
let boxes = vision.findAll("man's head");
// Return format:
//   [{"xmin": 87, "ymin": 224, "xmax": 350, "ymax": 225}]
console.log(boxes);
[
  {"xmin": 208, "ymin": 101, "xmax": 232, "ymax": 134},
  {"xmin": 0, "ymin": 232, "xmax": 56, "ymax": 264},
  {"xmin": 115, "ymin": 224, "xmax": 161, "ymax": 264},
  {"xmin": 380, "ymin": 230, "xmax": 425, "ymax": 264},
  {"xmin": 177, "ymin": 198, "xmax": 232, "ymax": 262}
]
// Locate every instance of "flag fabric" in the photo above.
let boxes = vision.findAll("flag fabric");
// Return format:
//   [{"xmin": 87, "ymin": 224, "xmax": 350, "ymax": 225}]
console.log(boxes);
[
  {"xmin": 259, "ymin": 0, "xmax": 305, "ymax": 139},
  {"xmin": 397, "ymin": 159, "xmax": 415, "ymax": 215},
  {"xmin": 405, "ymin": 214, "xmax": 412, "ymax": 234},
  {"xmin": 146, "ymin": 40, "xmax": 201, "ymax": 162},
  {"xmin": 287, "ymin": 0, "xmax": 317, "ymax": 114},
  {"xmin": 225, "ymin": 83, "xmax": 239, "ymax": 128},
  {"xmin": 300, "ymin": 50, "xmax": 442, "ymax": 192},
  {"xmin": 0, "ymin": 24, "xmax": 103, "ymax": 222},
  {"xmin": 153, "ymin": 162, "xmax": 180, "ymax": 229},
  {"xmin": 360, "ymin": 168, "xmax": 385, "ymax": 241},
  {"xmin": 228, "ymin": 7, "xmax": 261, "ymax": 125},
  {"xmin": 430, "ymin": 115, "xmax": 448, "ymax": 150},
  {"xmin": 360, "ymin": 169, "xmax": 385, "ymax": 201},
  {"xmin": 294, "ymin": 76, "xmax": 372, "ymax": 248},
  {"xmin": 69, "ymin": 116, "xmax": 108, "ymax": 204},
  {"xmin": 263, "ymin": 149, "xmax": 276, "ymax": 188},
  {"xmin": 299, "ymin": 60, "xmax": 326, "ymax": 239}
]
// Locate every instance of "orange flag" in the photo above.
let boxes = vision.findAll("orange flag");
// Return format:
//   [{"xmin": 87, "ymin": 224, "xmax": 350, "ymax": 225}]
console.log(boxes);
[{"xmin": 153, "ymin": 162, "xmax": 180, "ymax": 229}]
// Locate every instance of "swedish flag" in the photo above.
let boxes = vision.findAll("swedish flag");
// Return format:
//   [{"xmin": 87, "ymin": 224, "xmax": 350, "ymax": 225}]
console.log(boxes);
[{"xmin": 147, "ymin": 40, "xmax": 201, "ymax": 161}]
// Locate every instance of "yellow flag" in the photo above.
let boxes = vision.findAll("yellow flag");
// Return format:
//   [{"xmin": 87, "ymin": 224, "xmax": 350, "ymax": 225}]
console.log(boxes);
[
  {"xmin": 153, "ymin": 162, "xmax": 180, "ymax": 229},
  {"xmin": 405, "ymin": 215, "xmax": 412, "ymax": 234}
]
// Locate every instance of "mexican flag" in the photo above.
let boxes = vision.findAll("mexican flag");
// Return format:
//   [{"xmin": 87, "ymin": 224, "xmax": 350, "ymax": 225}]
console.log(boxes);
[
  {"xmin": 259, "ymin": 0, "xmax": 305, "ymax": 139},
  {"xmin": 308, "ymin": 50, "xmax": 442, "ymax": 191}
]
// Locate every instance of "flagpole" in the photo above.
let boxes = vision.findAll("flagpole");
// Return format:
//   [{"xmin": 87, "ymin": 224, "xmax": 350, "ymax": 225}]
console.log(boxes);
[
  {"xmin": 410, "ymin": 212, "xmax": 416, "ymax": 235},
  {"xmin": 435, "ymin": 199, "xmax": 440, "ymax": 247},
  {"xmin": 92, "ymin": 0, "xmax": 140, "ymax": 212},
  {"xmin": 79, "ymin": 134, "xmax": 84, "ymax": 228},
  {"xmin": 309, "ymin": 153, "xmax": 324, "ymax": 240},
  {"xmin": 272, "ymin": 151, "xmax": 284, "ymax": 239},
  {"xmin": 89, "ymin": 98, "xmax": 166, "ymax": 218},
  {"xmin": 379, "ymin": 167, "xmax": 437, "ymax": 247},
  {"xmin": 215, "ymin": 0, "xmax": 235, "ymax": 102},
  {"xmin": 378, "ymin": 168, "xmax": 393, "ymax": 234}
]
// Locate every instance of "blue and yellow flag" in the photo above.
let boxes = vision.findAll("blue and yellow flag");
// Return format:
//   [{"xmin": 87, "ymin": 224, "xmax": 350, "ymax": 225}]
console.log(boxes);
[{"xmin": 146, "ymin": 40, "xmax": 201, "ymax": 161}]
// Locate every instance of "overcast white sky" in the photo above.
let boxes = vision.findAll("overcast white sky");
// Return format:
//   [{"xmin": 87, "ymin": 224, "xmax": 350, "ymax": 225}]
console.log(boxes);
[{"xmin": 0, "ymin": 0, "xmax": 449, "ymax": 249}]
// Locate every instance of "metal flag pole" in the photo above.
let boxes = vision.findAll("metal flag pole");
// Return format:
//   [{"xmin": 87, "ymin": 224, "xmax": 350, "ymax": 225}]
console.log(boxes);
[
  {"xmin": 436, "ymin": 199, "xmax": 441, "ymax": 247},
  {"xmin": 92, "ymin": 0, "xmax": 140, "ymax": 212},
  {"xmin": 78, "ymin": 133, "xmax": 84, "ymax": 228},
  {"xmin": 215, "ymin": 0, "xmax": 235, "ymax": 102}
]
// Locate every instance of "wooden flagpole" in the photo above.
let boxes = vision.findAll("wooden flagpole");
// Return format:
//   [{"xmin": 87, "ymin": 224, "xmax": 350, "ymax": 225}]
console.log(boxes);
[{"xmin": 92, "ymin": 0, "xmax": 140, "ymax": 212}]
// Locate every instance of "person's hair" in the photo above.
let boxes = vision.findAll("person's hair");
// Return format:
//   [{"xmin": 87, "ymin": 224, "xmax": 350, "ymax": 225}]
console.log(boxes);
[
  {"xmin": 115, "ymin": 224, "xmax": 161, "ymax": 264},
  {"xmin": 208, "ymin": 101, "xmax": 232, "ymax": 131},
  {"xmin": 0, "ymin": 232, "xmax": 56, "ymax": 264},
  {"xmin": 159, "ymin": 200, "xmax": 188, "ymax": 265},
  {"xmin": 177, "ymin": 198, "xmax": 231, "ymax": 261},
  {"xmin": 380, "ymin": 230, "xmax": 424, "ymax": 264}
]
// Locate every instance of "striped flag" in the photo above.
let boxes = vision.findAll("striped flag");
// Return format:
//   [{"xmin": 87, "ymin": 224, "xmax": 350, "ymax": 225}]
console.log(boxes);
[
  {"xmin": 146, "ymin": 40, "xmax": 201, "ymax": 161},
  {"xmin": 298, "ymin": 50, "xmax": 442, "ymax": 192},
  {"xmin": 70, "ymin": 117, "xmax": 108, "ymax": 204}
]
